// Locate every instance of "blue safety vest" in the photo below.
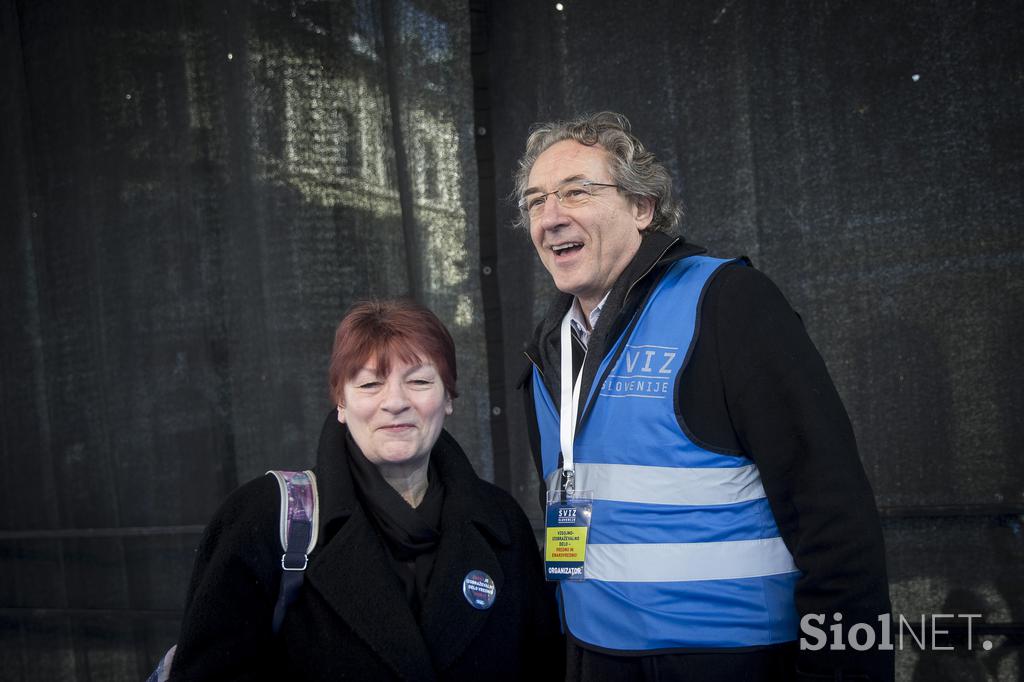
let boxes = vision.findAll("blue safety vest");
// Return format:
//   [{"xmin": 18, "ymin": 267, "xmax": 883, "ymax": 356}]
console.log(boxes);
[{"xmin": 532, "ymin": 255, "xmax": 800, "ymax": 651}]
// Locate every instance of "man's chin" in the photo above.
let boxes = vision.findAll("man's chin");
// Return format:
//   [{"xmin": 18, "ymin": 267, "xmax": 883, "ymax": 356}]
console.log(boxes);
[
  {"xmin": 549, "ymin": 272, "xmax": 585, "ymax": 298},
  {"xmin": 554, "ymin": 283, "xmax": 582, "ymax": 298}
]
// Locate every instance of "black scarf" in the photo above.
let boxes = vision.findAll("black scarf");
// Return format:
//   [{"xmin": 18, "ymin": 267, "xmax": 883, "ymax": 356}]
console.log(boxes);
[{"xmin": 344, "ymin": 430, "xmax": 444, "ymax": 618}]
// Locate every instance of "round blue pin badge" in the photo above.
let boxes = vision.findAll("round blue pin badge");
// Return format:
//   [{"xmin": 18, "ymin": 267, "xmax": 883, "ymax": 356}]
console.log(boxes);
[{"xmin": 462, "ymin": 570, "xmax": 496, "ymax": 610}]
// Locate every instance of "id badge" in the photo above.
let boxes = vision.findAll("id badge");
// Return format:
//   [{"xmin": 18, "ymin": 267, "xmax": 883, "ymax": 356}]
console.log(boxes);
[{"xmin": 544, "ymin": 489, "xmax": 593, "ymax": 581}]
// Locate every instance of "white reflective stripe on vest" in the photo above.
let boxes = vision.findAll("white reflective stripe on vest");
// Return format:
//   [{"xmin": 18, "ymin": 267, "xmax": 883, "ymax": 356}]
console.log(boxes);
[
  {"xmin": 585, "ymin": 537, "xmax": 798, "ymax": 582},
  {"xmin": 546, "ymin": 462, "xmax": 766, "ymax": 506}
]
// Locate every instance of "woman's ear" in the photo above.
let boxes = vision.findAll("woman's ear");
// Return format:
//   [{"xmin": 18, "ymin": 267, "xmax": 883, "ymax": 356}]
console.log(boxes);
[
  {"xmin": 336, "ymin": 404, "xmax": 345, "ymax": 424},
  {"xmin": 444, "ymin": 395, "xmax": 453, "ymax": 416}
]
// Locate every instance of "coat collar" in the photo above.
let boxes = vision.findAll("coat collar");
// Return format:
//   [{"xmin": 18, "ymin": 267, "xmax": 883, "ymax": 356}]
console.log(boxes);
[
  {"xmin": 526, "ymin": 231, "xmax": 707, "ymax": 401},
  {"xmin": 313, "ymin": 412, "xmax": 509, "ymax": 546},
  {"xmin": 311, "ymin": 412, "xmax": 358, "ymax": 531},
  {"xmin": 306, "ymin": 412, "xmax": 510, "ymax": 678}
]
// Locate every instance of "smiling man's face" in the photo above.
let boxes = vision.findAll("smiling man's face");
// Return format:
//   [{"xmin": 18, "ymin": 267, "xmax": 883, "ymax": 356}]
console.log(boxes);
[{"xmin": 526, "ymin": 140, "xmax": 653, "ymax": 316}]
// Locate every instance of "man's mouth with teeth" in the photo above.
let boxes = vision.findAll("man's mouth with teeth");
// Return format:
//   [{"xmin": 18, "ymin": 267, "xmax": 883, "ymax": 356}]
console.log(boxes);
[{"xmin": 551, "ymin": 242, "xmax": 583, "ymax": 255}]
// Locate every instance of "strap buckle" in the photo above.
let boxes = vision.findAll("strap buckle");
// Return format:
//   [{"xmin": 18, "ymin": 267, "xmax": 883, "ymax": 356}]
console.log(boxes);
[{"xmin": 281, "ymin": 553, "xmax": 309, "ymax": 571}]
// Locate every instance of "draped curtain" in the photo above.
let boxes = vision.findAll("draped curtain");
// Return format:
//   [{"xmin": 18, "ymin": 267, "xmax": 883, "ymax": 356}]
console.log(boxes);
[
  {"xmin": 1, "ymin": 0, "xmax": 490, "ymax": 677},
  {"xmin": 486, "ymin": 4, "xmax": 1024, "ymax": 680}
]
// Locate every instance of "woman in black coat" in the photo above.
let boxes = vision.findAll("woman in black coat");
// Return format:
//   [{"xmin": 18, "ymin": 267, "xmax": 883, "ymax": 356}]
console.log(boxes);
[{"xmin": 169, "ymin": 301, "xmax": 563, "ymax": 681}]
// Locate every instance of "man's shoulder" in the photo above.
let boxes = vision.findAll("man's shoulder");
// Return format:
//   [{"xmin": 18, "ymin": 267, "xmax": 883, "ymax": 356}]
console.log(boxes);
[
  {"xmin": 699, "ymin": 259, "xmax": 792, "ymax": 310},
  {"xmin": 641, "ymin": 256, "xmax": 798, "ymax": 337},
  {"xmin": 644, "ymin": 253, "xmax": 758, "ymax": 302}
]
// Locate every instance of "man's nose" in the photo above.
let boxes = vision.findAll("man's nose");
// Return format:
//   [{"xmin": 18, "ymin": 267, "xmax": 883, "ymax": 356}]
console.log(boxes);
[{"xmin": 535, "ymin": 192, "xmax": 568, "ymax": 230}]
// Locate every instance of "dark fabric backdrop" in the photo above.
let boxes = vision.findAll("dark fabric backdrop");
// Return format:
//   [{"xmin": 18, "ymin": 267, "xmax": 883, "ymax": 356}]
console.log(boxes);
[{"xmin": 2, "ymin": 1, "xmax": 1021, "ymax": 680}]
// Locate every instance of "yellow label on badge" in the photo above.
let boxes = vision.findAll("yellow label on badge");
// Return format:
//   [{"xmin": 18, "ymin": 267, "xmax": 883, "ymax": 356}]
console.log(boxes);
[{"xmin": 545, "ymin": 526, "xmax": 589, "ymax": 562}]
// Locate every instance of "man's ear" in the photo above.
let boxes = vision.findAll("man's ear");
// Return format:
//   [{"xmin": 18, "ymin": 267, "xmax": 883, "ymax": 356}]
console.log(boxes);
[
  {"xmin": 630, "ymin": 193, "xmax": 655, "ymax": 231},
  {"xmin": 634, "ymin": 196, "xmax": 655, "ymax": 231}
]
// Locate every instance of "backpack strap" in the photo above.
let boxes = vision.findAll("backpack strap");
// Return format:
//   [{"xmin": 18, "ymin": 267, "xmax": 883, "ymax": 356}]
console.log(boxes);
[
  {"xmin": 266, "ymin": 470, "xmax": 319, "ymax": 633},
  {"xmin": 145, "ymin": 471, "xmax": 319, "ymax": 680},
  {"xmin": 145, "ymin": 643, "xmax": 176, "ymax": 682}
]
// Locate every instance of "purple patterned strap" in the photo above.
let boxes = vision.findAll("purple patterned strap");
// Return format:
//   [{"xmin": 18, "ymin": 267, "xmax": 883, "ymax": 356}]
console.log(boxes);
[
  {"xmin": 267, "ymin": 470, "xmax": 319, "ymax": 555},
  {"xmin": 267, "ymin": 470, "xmax": 318, "ymax": 632}
]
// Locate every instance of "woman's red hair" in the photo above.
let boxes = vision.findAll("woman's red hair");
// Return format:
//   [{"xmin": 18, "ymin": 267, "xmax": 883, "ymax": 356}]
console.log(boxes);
[{"xmin": 328, "ymin": 300, "xmax": 458, "ymax": 404}]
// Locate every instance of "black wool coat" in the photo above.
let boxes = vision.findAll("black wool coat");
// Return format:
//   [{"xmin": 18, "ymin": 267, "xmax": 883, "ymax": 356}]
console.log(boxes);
[{"xmin": 170, "ymin": 413, "xmax": 563, "ymax": 681}]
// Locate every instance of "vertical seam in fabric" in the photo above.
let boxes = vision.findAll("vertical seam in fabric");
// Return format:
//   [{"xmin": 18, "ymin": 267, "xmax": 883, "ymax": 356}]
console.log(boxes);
[{"xmin": 469, "ymin": 0, "xmax": 510, "ymax": 488}]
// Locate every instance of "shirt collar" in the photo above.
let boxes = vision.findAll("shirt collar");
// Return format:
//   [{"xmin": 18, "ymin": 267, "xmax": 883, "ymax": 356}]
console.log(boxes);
[{"xmin": 569, "ymin": 290, "xmax": 610, "ymax": 347}]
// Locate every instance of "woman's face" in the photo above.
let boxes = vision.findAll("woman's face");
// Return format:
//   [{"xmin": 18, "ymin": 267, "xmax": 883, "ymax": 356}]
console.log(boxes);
[{"xmin": 339, "ymin": 354, "xmax": 452, "ymax": 470}]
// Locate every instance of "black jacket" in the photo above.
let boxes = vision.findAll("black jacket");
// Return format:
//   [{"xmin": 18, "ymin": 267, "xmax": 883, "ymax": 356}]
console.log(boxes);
[
  {"xmin": 522, "ymin": 231, "xmax": 893, "ymax": 682},
  {"xmin": 171, "ymin": 413, "xmax": 563, "ymax": 681}
]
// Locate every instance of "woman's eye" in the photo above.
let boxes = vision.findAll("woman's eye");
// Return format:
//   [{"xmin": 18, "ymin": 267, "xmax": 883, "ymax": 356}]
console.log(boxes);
[
  {"xmin": 358, "ymin": 381, "xmax": 381, "ymax": 389},
  {"xmin": 409, "ymin": 379, "xmax": 432, "ymax": 386}
]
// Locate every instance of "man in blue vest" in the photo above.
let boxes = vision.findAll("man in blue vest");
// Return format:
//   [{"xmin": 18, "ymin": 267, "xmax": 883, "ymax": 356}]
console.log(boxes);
[{"xmin": 516, "ymin": 111, "xmax": 893, "ymax": 681}]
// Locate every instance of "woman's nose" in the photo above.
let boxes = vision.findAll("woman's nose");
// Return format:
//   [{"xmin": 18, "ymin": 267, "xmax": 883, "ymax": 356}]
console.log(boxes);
[{"xmin": 380, "ymin": 380, "xmax": 410, "ymax": 412}]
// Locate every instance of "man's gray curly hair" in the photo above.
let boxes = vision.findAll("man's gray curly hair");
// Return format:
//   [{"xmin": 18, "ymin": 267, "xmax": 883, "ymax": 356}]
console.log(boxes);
[{"xmin": 512, "ymin": 111, "xmax": 682, "ymax": 234}]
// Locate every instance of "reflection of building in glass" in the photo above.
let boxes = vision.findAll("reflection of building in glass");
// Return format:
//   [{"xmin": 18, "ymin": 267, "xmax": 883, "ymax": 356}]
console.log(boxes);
[
  {"xmin": 100, "ymin": 1, "xmax": 474, "ymax": 325},
  {"xmin": 249, "ymin": 59, "xmax": 462, "ymax": 214},
  {"xmin": 242, "ymin": 1, "xmax": 471, "ymax": 317}
]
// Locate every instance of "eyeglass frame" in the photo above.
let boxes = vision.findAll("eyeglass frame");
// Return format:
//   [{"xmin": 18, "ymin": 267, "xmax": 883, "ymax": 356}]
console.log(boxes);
[{"xmin": 518, "ymin": 179, "xmax": 622, "ymax": 216}]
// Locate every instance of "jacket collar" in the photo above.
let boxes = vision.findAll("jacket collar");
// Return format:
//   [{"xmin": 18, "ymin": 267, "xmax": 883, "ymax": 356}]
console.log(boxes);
[
  {"xmin": 313, "ymin": 411, "xmax": 509, "ymax": 547},
  {"xmin": 312, "ymin": 411, "xmax": 357, "ymax": 533},
  {"xmin": 526, "ymin": 231, "xmax": 706, "ymax": 401}
]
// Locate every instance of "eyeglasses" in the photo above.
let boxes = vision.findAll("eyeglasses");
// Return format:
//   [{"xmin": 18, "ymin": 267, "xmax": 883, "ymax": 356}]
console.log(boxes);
[{"xmin": 519, "ymin": 180, "xmax": 621, "ymax": 219}]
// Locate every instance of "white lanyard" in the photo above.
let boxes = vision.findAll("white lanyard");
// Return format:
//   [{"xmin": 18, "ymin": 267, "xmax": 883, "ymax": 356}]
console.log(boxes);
[{"xmin": 559, "ymin": 310, "xmax": 585, "ymax": 494}]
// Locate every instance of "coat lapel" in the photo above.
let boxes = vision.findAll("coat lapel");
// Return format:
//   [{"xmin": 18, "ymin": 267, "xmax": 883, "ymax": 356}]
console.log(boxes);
[
  {"xmin": 419, "ymin": 513, "xmax": 505, "ymax": 671},
  {"xmin": 305, "ymin": 507, "xmax": 433, "ymax": 680},
  {"xmin": 418, "ymin": 430, "xmax": 512, "ymax": 671}
]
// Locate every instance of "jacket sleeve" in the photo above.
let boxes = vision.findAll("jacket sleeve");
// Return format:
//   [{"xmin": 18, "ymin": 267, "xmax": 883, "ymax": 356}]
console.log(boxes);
[
  {"xmin": 169, "ymin": 476, "xmax": 283, "ymax": 681},
  {"xmin": 498, "ymin": 488, "xmax": 566, "ymax": 679},
  {"xmin": 689, "ymin": 265, "xmax": 893, "ymax": 682}
]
